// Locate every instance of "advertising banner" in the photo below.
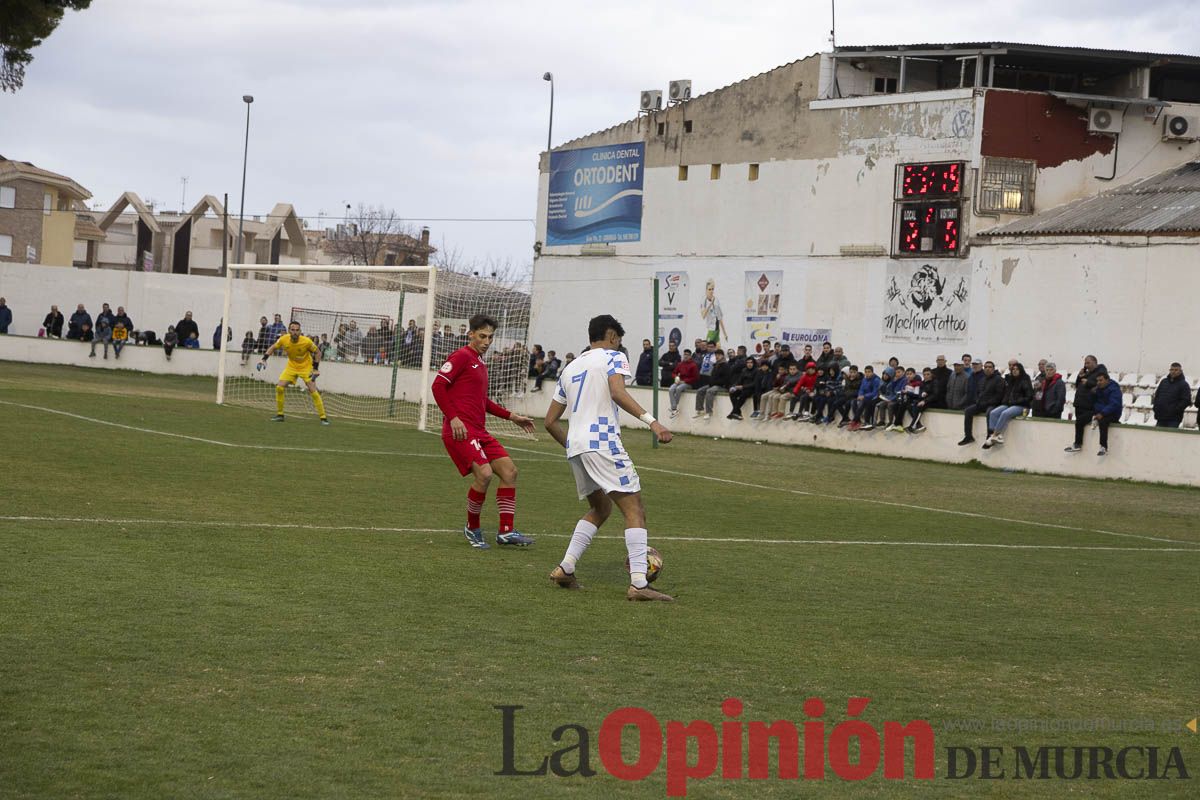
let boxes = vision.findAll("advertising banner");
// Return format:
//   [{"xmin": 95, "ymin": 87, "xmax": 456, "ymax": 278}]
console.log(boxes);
[
  {"xmin": 780, "ymin": 327, "xmax": 833, "ymax": 350},
  {"xmin": 882, "ymin": 261, "xmax": 970, "ymax": 343},
  {"xmin": 655, "ymin": 271, "xmax": 688, "ymax": 348},
  {"xmin": 743, "ymin": 270, "xmax": 782, "ymax": 351},
  {"xmin": 546, "ymin": 143, "xmax": 644, "ymax": 245}
]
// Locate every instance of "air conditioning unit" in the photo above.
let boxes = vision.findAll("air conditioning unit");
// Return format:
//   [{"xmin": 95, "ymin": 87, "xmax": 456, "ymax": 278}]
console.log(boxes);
[
  {"xmin": 640, "ymin": 90, "xmax": 662, "ymax": 112},
  {"xmin": 669, "ymin": 80, "xmax": 692, "ymax": 103},
  {"xmin": 1087, "ymin": 107, "xmax": 1123, "ymax": 134},
  {"xmin": 1163, "ymin": 114, "xmax": 1200, "ymax": 140}
]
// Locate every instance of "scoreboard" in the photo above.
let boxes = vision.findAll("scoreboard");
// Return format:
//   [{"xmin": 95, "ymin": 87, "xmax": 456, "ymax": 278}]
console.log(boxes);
[{"xmin": 895, "ymin": 161, "xmax": 964, "ymax": 257}]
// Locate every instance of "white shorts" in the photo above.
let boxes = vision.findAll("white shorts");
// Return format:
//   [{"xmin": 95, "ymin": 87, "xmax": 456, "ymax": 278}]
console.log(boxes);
[{"xmin": 568, "ymin": 451, "xmax": 642, "ymax": 499}]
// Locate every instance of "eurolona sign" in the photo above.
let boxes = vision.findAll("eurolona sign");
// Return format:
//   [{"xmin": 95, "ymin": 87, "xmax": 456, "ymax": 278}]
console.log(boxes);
[{"xmin": 546, "ymin": 142, "xmax": 644, "ymax": 246}]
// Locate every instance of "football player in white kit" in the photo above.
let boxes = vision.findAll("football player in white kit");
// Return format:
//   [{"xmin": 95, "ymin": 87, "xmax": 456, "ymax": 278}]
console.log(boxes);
[{"xmin": 543, "ymin": 315, "xmax": 675, "ymax": 601}]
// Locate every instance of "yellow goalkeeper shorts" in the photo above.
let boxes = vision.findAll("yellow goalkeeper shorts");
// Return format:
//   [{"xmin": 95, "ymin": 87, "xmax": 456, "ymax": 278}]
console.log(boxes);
[{"xmin": 278, "ymin": 366, "xmax": 314, "ymax": 385}]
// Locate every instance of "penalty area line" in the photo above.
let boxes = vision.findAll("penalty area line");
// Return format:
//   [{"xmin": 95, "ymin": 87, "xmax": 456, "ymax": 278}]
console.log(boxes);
[{"xmin": 1, "ymin": 516, "xmax": 1197, "ymax": 553}]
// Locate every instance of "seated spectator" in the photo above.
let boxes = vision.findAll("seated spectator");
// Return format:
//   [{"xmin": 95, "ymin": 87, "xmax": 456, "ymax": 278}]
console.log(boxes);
[
  {"xmin": 694, "ymin": 349, "xmax": 732, "ymax": 419},
  {"xmin": 78, "ymin": 321, "xmax": 94, "ymax": 342},
  {"xmin": 659, "ymin": 341, "xmax": 681, "ymax": 387},
  {"xmin": 182, "ymin": 332, "xmax": 200, "ymax": 349},
  {"xmin": 813, "ymin": 341, "xmax": 835, "ymax": 373},
  {"xmin": 850, "ymin": 364, "xmax": 881, "ymax": 430},
  {"xmin": 1152, "ymin": 363, "xmax": 1191, "ymax": 428},
  {"xmin": 111, "ymin": 321, "xmax": 128, "ymax": 359},
  {"xmin": 1069, "ymin": 354, "xmax": 1108, "ymax": 431},
  {"xmin": 810, "ymin": 364, "xmax": 843, "ymax": 424},
  {"xmin": 635, "ymin": 339, "xmax": 654, "ymax": 386},
  {"xmin": 1066, "ymin": 371, "xmax": 1122, "ymax": 456},
  {"xmin": 89, "ymin": 318, "xmax": 112, "ymax": 358},
  {"xmin": 928, "ymin": 355, "xmax": 951, "ymax": 408},
  {"xmin": 764, "ymin": 361, "xmax": 802, "ymax": 419},
  {"xmin": 945, "ymin": 360, "xmax": 970, "ymax": 410},
  {"xmin": 164, "ymin": 326, "xmax": 179, "ymax": 359},
  {"xmin": 982, "ymin": 361, "xmax": 1033, "ymax": 448},
  {"xmin": 907, "ymin": 367, "xmax": 939, "ymax": 433},
  {"xmin": 965, "ymin": 358, "xmax": 984, "ymax": 405},
  {"xmin": 876, "ymin": 367, "xmax": 906, "ymax": 427},
  {"xmin": 1032, "ymin": 361, "xmax": 1065, "ymax": 418},
  {"xmin": 832, "ymin": 346, "xmax": 850, "ymax": 373},
  {"xmin": 0, "ymin": 296, "xmax": 11, "ymax": 334},
  {"xmin": 528, "ymin": 344, "xmax": 545, "ymax": 378},
  {"xmin": 176, "ymin": 311, "xmax": 200, "ymax": 344},
  {"xmin": 66, "ymin": 304, "xmax": 92, "ymax": 340},
  {"xmin": 750, "ymin": 358, "xmax": 777, "ymax": 419},
  {"xmin": 667, "ymin": 350, "xmax": 699, "ymax": 418},
  {"xmin": 241, "ymin": 331, "xmax": 257, "ymax": 364},
  {"xmin": 834, "ymin": 365, "xmax": 863, "ymax": 427},
  {"xmin": 726, "ymin": 357, "xmax": 758, "ymax": 420},
  {"xmin": 213, "ymin": 319, "xmax": 232, "ymax": 350},
  {"xmin": 788, "ymin": 361, "xmax": 819, "ymax": 420},
  {"xmin": 43, "ymin": 305, "xmax": 64, "ymax": 338},
  {"xmin": 114, "ymin": 306, "xmax": 134, "ymax": 332},
  {"xmin": 893, "ymin": 367, "xmax": 922, "ymax": 432},
  {"xmin": 959, "ymin": 361, "xmax": 1004, "ymax": 445},
  {"xmin": 533, "ymin": 350, "xmax": 561, "ymax": 392},
  {"xmin": 97, "ymin": 302, "xmax": 115, "ymax": 329}
]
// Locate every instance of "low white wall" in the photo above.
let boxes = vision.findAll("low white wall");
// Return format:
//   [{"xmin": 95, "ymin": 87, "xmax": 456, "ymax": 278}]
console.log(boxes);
[
  {"xmin": 507, "ymin": 385, "xmax": 1200, "ymax": 489},
  {"xmin": 5, "ymin": 335, "xmax": 1198, "ymax": 488}
]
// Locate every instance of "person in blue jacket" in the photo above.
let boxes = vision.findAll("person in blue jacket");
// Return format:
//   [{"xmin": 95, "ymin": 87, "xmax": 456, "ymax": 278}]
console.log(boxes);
[
  {"xmin": 851, "ymin": 365, "xmax": 882, "ymax": 430},
  {"xmin": 1066, "ymin": 371, "xmax": 1122, "ymax": 456}
]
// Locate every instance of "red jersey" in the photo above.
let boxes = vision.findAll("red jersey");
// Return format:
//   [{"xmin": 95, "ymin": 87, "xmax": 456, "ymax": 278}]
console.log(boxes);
[{"xmin": 431, "ymin": 345, "xmax": 511, "ymax": 434}]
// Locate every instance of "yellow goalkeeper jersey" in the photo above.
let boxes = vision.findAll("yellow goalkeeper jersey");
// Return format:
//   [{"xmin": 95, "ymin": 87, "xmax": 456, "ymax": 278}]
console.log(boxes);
[{"xmin": 273, "ymin": 334, "xmax": 318, "ymax": 371}]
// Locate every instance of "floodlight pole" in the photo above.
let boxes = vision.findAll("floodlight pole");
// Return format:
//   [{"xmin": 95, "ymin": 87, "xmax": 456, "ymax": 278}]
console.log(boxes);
[
  {"xmin": 542, "ymin": 72, "xmax": 554, "ymax": 153},
  {"xmin": 237, "ymin": 94, "xmax": 254, "ymax": 263}
]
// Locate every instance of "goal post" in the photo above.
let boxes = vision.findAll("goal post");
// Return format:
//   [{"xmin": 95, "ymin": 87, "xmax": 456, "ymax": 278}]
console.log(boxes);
[{"xmin": 216, "ymin": 263, "xmax": 533, "ymax": 438}]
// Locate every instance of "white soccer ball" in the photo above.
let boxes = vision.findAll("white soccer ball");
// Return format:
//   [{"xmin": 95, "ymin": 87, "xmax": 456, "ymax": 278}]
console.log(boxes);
[{"xmin": 256, "ymin": 362, "xmax": 265, "ymax": 372}]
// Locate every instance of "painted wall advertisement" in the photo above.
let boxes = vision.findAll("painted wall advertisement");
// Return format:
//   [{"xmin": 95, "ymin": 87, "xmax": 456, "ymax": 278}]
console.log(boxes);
[
  {"xmin": 780, "ymin": 327, "xmax": 833, "ymax": 350},
  {"xmin": 546, "ymin": 142, "xmax": 644, "ymax": 246},
  {"xmin": 882, "ymin": 261, "xmax": 970, "ymax": 343},
  {"xmin": 655, "ymin": 271, "xmax": 689, "ymax": 348},
  {"xmin": 744, "ymin": 270, "xmax": 782, "ymax": 352}
]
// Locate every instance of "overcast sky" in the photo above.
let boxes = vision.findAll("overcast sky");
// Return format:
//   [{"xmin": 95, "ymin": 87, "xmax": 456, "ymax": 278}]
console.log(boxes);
[{"xmin": 3, "ymin": 0, "xmax": 1196, "ymax": 267}]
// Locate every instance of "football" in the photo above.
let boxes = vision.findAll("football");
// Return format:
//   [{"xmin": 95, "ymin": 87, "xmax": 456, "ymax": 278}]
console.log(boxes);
[{"xmin": 625, "ymin": 546, "xmax": 663, "ymax": 583}]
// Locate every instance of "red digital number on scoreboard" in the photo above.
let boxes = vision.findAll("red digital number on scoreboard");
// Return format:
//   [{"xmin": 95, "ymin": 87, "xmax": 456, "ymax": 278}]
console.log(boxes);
[{"xmin": 901, "ymin": 162, "xmax": 962, "ymax": 199}]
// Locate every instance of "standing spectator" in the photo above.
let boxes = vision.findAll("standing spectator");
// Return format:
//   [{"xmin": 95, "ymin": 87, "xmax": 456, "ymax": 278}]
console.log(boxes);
[
  {"xmin": 111, "ymin": 321, "xmax": 128, "ymax": 358},
  {"xmin": 43, "ymin": 305, "xmax": 64, "ymax": 338},
  {"xmin": 1070, "ymin": 355, "xmax": 1108, "ymax": 429},
  {"xmin": 958, "ymin": 361, "xmax": 1004, "ymax": 445},
  {"xmin": 378, "ymin": 319, "xmax": 394, "ymax": 362},
  {"xmin": 813, "ymin": 341, "xmax": 835, "ymax": 372},
  {"xmin": 89, "ymin": 318, "xmax": 112, "ymax": 358},
  {"xmin": 695, "ymin": 340, "xmax": 717, "ymax": 390},
  {"xmin": 113, "ymin": 306, "xmax": 134, "ymax": 332},
  {"xmin": 256, "ymin": 316, "xmax": 272, "ymax": 354},
  {"xmin": 658, "ymin": 340, "xmax": 681, "ymax": 387},
  {"xmin": 97, "ymin": 302, "xmax": 115, "ymax": 329},
  {"xmin": 850, "ymin": 365, "xmax": 881, "ymax": 429},
  {"xmin": 345, "ymin": 320, "xmax": 364, "ymax": 361},
  {"xmin": 213, "ymin": 319, "xmax": 232, "ymax": 350},
  {"xmin": 726, "ymin": 357, "xmax": 758, "ymax": 420},
  {"xmin": 240, "ymin": 331, "xmax": 256, "ymax": 364},
  {"xmin": 833, "ymin": 364, "xmax": 863, "ymax": 426},
  {"xmin": 832, "ymin": 346, "xmax": 850, "ymax": 373},
  {"xmin": 175, "ymin": 311, "xmax": 199, "ymax": 345},
  {"xmin": 163, "ymin": 325, "xmax": 179, "ymax": 360},
  {"xmin": 945, "ymin": 360, "xmax": 970, "ymax": 410},
  {"xmin": 1032, "ymin": 362, "xmax": 1066, "ymax": 418},
  {"xmin": 1066, "ymin": 372, "xmax": 1122, "ymax": 456},
  {"xmin": 266, "ymin": 313, "xmax": 286, "ymax": 341},
  {"xmin": 982, "ymin": 362, "xmax": 1034, "ymax": 448},
  {"xmin": 400, "ymin": 319, "xmax": 418, "ymax": 366},
  {"xmin": 634, "ymin": 339, "xmax": 654, "ymax": 386},
  {"xmin": 930, "ymin": 355, "xmax": 951, "ymax": 405},
  {"xmin": 66, "ymin": 304, "xmax": 92, "ymax": 340},
  {"xmin": 961, "ymin": 353, "xmax": 974, "ymax": 376},
  {"xmin": 0, "ymin": 297, "xmax": 11, "ymax": 334},
  {"xmin": 965, "ymin": 359, "xmax": 984, "ymax": 405},
  {"xmin": 533, "ymin": 350, "xmax": 561, "ymax": 393},
  {"xmin": 693, "ymin": 349, "xmax": 732, "ymax": 419},
  {"xmin": 667, "ymin": 350, "xmax": 699, "ymax": 418},
  {"xmin": 1152, "ymin": 363, "xmax": 1191, "ymax": 428}
]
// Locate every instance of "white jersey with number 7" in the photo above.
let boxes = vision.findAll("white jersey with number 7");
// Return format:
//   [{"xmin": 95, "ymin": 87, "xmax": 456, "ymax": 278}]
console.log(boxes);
[{"xmin": 552, "ymin": 348, "xmax": 632, "ymax": 459}]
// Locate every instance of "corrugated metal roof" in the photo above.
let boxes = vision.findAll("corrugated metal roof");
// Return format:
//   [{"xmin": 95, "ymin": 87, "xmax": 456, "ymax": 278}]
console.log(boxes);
[
  {"xmin": 836, "ymin": 42, "xmax": 1200, "ymax": 63},
  {"xmin": 981, "ymin": 162, "xmax": 1200, "ymax": 236}
]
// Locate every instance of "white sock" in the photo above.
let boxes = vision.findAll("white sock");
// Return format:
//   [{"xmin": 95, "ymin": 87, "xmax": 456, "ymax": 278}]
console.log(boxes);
[
  {"xmin": 561, "ymin": 520, "xmax": 598, "ymax": 573},
  {"xmin": 625, "ymin": 527, "xmax": 648, "ymax": 588}
]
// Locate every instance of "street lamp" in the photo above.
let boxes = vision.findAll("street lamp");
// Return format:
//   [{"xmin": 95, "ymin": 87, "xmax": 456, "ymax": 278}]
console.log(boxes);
[
  {"xmin": 236, "ymin": 94, "xmax": 254, "ymax": 264},
  {"xmin": 542, "ymin": 72, "xmax": 554, "ymax": 153}
]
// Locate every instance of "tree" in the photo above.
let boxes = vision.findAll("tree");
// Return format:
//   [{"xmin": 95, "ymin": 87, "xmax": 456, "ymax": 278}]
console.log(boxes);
[
  {"xmin": 1, "ymin": 1, "xmax": 92, "ymax": 93},
  {"xmin": 432, "ymin": 238, "xmax": 531, "ymax": 292},
  {"xmin": 324, "ymin": 204, "xmax": 429, "ymax": 267}
]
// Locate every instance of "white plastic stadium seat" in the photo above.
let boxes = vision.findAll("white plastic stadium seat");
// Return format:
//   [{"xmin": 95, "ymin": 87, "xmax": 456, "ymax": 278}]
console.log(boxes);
[
  {"xmin": 1184, "ymin": 409, "xmax": 1198, "ymax": 429},
  {"xmin": 1060, "ymin": 408, "xmax": 1073, "ymax": 421},
  {"xmin": 1138, "ymin": 373, "xmax": 1157, "ymax": 389},
  {"xmin": 1118, "ymin": 373, "xmax": 1136, "ymax": 389},
  {"xmin": 1133, "ymin": 395, "xmax": 1153, "ymax": 410},
  {"xmin": 1122, "ymin": 392, "xmax": 1134, "ymax": 407},
  {"xmin": 1064, "ymin": 372, "xmax": 1076, "ymax": 386}
]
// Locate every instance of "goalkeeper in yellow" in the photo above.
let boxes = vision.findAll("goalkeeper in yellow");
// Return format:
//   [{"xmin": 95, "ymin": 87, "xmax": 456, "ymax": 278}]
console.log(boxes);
[{"xmin": 259, "ymin": 321, "xmax": 330, "ymax": 425}]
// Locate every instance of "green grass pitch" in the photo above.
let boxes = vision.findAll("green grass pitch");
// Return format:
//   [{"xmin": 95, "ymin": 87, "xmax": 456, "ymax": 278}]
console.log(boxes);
[{"xmin": 1, "ymin": 361, "xmax": 1198, "ymax": 798}]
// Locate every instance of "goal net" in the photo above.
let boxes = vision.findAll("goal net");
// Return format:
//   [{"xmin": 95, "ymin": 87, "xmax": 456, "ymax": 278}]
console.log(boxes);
[{"xmin": 217, "ymin": 264, "xmax": 534, "ymax": 438}]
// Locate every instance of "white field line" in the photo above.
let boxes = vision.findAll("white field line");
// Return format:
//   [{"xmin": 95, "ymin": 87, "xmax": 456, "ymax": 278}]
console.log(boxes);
[
  {"xmin": 0, "ymin": 400, "xmax": 559, "ymax": 461},
  {"xmin": 2, "ymin": 515, "xmax": 1199, "ymax": 553},
  {"xmin": 503, "ymin": 444, "xmax": 1200, "ymax": 548},
  {"xmin": 3, "ymin": 399, "xmax": 1196, "ymax": 549}
]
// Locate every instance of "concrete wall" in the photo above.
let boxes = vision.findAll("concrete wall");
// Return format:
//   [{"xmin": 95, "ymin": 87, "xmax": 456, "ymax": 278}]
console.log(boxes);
[{"xmin": 8, "ymin": 333, "xmax": 1193, "ymax": 487}]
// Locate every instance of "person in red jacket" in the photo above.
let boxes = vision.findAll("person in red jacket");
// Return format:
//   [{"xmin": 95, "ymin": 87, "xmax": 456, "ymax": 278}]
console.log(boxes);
[
  {"xmin": 667, "ymin": 349, "xmax": 700, "ymax": 418},
  {"xmin": 787, "ymin": 361, "xmax": 819, "ymax": 419}
]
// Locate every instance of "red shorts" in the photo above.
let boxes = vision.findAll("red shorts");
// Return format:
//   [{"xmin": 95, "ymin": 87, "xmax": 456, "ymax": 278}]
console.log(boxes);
[{"xmin": 442, "ymin": 430, "xmax": 510, "ymax": 476}]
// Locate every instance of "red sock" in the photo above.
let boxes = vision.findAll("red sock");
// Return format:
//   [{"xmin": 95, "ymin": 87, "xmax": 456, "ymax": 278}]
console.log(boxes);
[
  {"xmin": 466, "ymin": 487, "xmax": 485, "ymax": 530},
  {"xmin": 496, "ymin": 487, "xmax": 516, "ymax": 533}
]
